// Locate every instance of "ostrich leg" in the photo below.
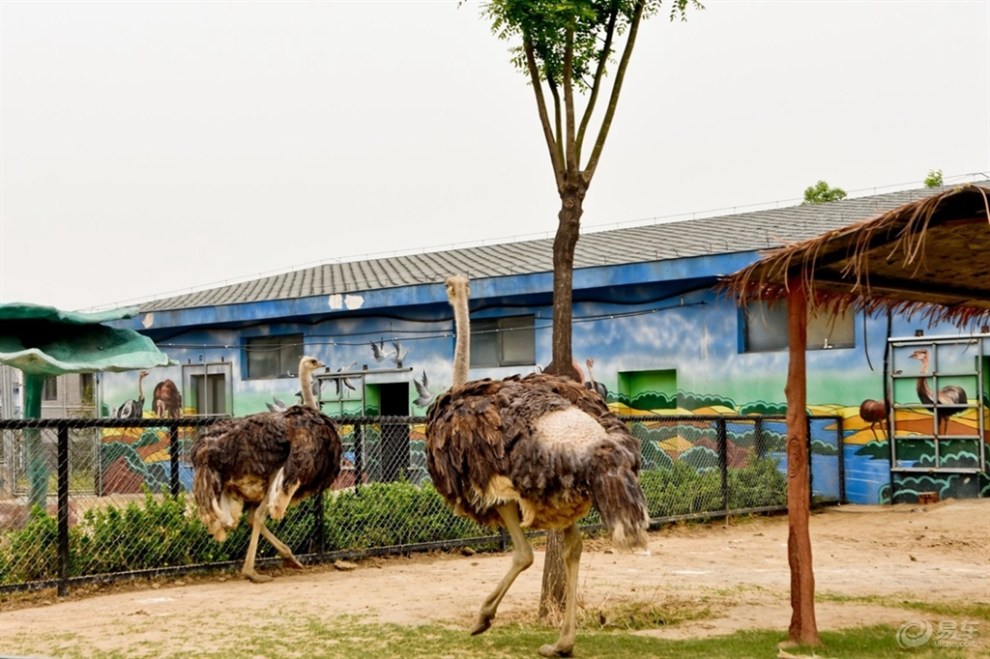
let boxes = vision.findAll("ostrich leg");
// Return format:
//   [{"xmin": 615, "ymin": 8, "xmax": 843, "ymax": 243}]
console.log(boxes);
[
  {"xmin": 241, "ymin": 505, "xmax": 273, "ymax": 583},
  {"xmin": 259, "ymin": 523, "xmax": 304, "ymax": 569},
  {"xmin": 242, "ymin": 505, "xmax": 305, "ymax": 582},
  {"xmin": 539, "ymin": 523, "xmax": 582, "ymax": 658},
  {"xmin": 471, "ymin": 503, "xmax": 534, "ymax": 635}
]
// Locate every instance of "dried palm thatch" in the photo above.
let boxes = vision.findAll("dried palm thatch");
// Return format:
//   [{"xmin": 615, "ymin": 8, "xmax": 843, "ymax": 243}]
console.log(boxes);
[{"xmin": 722, "ymin": 183, "xmax": 990, "ymax": 328}]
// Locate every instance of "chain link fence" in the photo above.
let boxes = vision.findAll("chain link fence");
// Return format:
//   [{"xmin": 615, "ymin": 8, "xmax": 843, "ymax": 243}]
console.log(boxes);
[{"xmin": 0, "ymin": 413, "xmax": 843, "ymax": 597}]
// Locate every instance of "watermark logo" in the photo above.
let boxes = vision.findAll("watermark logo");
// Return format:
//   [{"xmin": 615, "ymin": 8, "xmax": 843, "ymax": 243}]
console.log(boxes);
[
  {"xmin": 896, "ymin": 619, "xmax": 981, "ymax": 649},
  {"xmin": 896, "ymin": 620, "xmax": 933, "ymax": 648}
]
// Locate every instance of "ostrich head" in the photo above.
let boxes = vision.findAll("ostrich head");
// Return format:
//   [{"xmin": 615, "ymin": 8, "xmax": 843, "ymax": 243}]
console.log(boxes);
[
  {"xmin": 297, "ymin": 356, "xmax": 325, "ymax": 409},
  {"xmin": 909, "ymin": 349, "xmax": 930, "ymax": 370}
]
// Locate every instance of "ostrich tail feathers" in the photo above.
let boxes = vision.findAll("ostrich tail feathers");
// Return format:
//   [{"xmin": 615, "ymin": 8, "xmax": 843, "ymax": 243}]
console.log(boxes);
[
  {"xmin": 592, "ymin": 467, "xmax": 649, "ymax": 551},
  {"xmin": 192, "ymin": 463, "xmax": 227, "ymax": 539}
]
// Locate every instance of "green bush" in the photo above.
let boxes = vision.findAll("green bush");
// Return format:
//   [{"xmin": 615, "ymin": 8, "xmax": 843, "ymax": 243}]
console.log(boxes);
[{"xmin": 0, "ymin": 459, "xmax": 787, "ymax": 587}]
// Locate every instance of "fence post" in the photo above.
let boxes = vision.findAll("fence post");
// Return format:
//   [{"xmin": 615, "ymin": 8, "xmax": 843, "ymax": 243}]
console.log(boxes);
[
  {"xmin": 354, "ymin": 422, "xmax": 363, "ymax": 493},
  {"xmin": 314, "ymin": 490, "xmax": 326, "ymax": 555},
  {"xmin": 57, "ymin": 424, "xmax": 70, "ymax": 597},
  {"xmin": 836, "ymin": 415, "xmax": 846, "ymax": 504},
  {"xmin": 169, "ymin": 424, "xmax": 180, "ymax": 497},
  {"xmin": 717, "ymin": 418, "xmax": 729, "ymax": 513},
  {"xmin": 754, "ymin": 417, "xmax": 765, "ymax": 459}
]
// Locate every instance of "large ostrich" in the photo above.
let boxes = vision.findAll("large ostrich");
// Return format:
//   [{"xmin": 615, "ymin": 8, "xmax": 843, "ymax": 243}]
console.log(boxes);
[
  {"xmin": 115, "ymin": 370, "xmax": 149, "ymax": 419},
  {"xmin": 909, "ymin": 348, "xmax": 968, "ymax": 436},
  {"xmin": 152, "ymin": 379, "xmax": 183, "ymax": 419},
  {"xmin": 426, "ymin": 276, "xmax": 649, "ymax": 657},
  {"xmin": 191, "ymin": 356, "xmax": 342, "ymax": 583}
]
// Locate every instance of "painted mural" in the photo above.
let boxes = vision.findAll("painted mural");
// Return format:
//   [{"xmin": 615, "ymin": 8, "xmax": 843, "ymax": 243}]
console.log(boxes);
[
  {"xmin": 99, "ymin": 367, "xmax": 191, "ymax": 495},
  {"xmin": 98, "ymin": 290, "xmax": 988, "ymax": 504}
]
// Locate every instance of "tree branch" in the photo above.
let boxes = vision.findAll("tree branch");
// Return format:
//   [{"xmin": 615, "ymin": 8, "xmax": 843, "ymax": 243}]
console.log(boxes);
[
  {"xmin": 583, "ymin": 0, "xmax": 645, "ymax": 184},
  {"xmin": 524, "ymin": 35, "xmax": 566, "ymax": 191},
  {"xmin": 575, "ymin": 2, "xmax": 619, "ymax": 164},
  {"xmin": 547, "ymin": 75, "xmax": 564, "ymax": 169},
  {"xmin": 563, "ymin": 26, "xmax": 577, "ymax": 175}
]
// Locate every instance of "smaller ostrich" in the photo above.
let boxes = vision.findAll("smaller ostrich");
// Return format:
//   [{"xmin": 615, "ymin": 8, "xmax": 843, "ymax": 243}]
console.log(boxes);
[
  {"xmin": 152, "ymin": 379, "xmax": 182, "ymax": 419},
  {"xmin": 426, "ymin": 276, "xmax": 649, "ymax": 657},
  {"xmin": 115, "ymin": 370, "xmax": 149, "ymax": 419},
  {"xmin": 858, "ymin": 399, "xmax": 889, "ymax": 440},
  {"xmin": 583, "ymin": 358, "xmax": 608, "ymax": 400},
  {"xmin": 909, "ymin": 348, "xmax": 968, "ymax": 436},
  {"xmin": 192, "ymin": 356, "xmax": 342, "ymax": 582}
]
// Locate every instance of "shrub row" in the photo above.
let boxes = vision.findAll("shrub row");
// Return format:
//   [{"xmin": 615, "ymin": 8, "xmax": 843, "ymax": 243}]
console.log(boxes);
[{"xmin": 0, "ymin": 458, "xmax": 787, "ymax": 586}]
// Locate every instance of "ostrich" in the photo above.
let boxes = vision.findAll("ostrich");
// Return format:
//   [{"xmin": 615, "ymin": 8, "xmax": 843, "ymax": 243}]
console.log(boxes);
[
  {"xmin": 191, "ymin": 356, "xmax": 342, "ymax": 583},
  {"xmin": 426, "ymin": 276, "xmax": 649, "ymax": 657},
  {"xmin": 583, "ymin": 358, "xmax": 608, "ymax": 400},
  {"xmin": 858, "ymin": 399, "xmax": 889, "ymax": 440},
  {"xmin": 115, "ymin": 370, "xmax": 149, "ymax": 419},
  {"xmin": 152, "ymin": 379, "xmax": 183, "ymax": 419},
  {"xmin": 909, "ymin": 348, "xmax": 968, "ymax": 436}
]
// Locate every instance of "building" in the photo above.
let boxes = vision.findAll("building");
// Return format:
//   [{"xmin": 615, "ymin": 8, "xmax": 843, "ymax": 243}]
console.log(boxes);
[{"xmin": 87, "ymin": 183, "xmax": 988, "ymax": 504}]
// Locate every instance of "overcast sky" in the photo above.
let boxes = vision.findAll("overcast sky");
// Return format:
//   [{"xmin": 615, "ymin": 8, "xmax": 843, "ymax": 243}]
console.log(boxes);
[{"xmin": 1, "ymin": 0, "xmax": 988, "ymax": 311}]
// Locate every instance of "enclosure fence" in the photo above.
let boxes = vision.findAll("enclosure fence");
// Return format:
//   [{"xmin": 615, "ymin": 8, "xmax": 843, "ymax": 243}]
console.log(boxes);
[{"xmin": 0, "ymin": 413, "xmax": 843, "ymax": 597}]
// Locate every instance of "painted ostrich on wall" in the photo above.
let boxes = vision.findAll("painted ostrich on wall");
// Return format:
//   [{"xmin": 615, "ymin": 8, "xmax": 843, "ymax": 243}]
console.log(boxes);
[
  {"xmin": 152, "ymin": 379, "xmax": 183, "ymax": 419},
  {"xmin": 858, "ymin": 398, "xmax": 889, "ymax": 440},
  {"xmin": 909, "ymin": 348, "xmax": 968, "ymax": 436},
  {"xmin": 115, "ymin": 370, "xmax": 149, "ymax": 419},
  {"xmin": 426, "ymin": 276, "xmax": 649, "ymax": 657},
  {"xmin": 191, "ymin": 356, "xmax": 342, "ymax": 582}
]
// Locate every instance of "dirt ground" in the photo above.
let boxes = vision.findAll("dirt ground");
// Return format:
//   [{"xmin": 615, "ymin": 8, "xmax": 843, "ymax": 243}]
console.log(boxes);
[{"xmin": 1, "ymin": 498, "xmax": 988, "ymax": 655}]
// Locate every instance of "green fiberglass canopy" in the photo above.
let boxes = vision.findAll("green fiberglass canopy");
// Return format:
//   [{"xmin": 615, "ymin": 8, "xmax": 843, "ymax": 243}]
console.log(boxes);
[{"xmin": 0, "ymin": 303, "xmax": 169, "ymax": 376}]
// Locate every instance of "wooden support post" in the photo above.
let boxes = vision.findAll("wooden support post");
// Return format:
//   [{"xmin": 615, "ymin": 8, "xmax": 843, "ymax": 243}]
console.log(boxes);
[{"xmin": 785, "ymin": 279, "xmax": 820, "ymax": 646}]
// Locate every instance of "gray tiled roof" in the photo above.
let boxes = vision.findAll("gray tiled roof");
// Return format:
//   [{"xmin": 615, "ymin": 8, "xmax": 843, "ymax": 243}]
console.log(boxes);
[{"xmin": 138, "ymin": 186, "xmax": 967, "ymax": 312}]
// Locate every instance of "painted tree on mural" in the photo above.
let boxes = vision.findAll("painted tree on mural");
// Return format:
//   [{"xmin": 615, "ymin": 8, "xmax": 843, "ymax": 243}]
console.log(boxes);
[{"xmin": 476, "ymin": 0, "xmax": 702, "ymax": 619}]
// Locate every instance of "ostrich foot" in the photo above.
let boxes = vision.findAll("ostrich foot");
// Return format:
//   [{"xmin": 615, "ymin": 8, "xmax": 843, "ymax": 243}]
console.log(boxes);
[
  {"xmin": 282, "ymin": 555, "xmax": 305, "ymax": 569},
  {"xmin": 470, "ymin": 614, "xmax": 493, "ymax": 636},
  {"xmin": 242, "ymin": 570, "xmax": 273, "ymax": 584},
  {"xmin": 539, "ymin": 643, "xmax": 573, "ymax": 657}
]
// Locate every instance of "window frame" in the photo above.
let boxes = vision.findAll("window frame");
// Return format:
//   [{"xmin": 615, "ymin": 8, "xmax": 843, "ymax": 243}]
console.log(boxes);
[
  {"xmin": 741, "ymin": 302, "xmax": 855, "ymax": 353},
  {"xmin": 244, "ymin": 334, "xmax": 305, "ymax": 379},
  {"xmin": 470, "ymin": 315, "xmax": 536, "ymax": 368}
]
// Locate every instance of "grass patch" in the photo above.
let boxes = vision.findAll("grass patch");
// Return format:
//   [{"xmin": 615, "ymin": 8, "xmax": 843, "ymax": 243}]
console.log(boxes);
[
  {"xmin": 818, "ymin": 592, "xmax": 990, "ymax": 621},
  {"xmin": 5, "ymin": 614, "xmax": 988, "ymax": 658}
]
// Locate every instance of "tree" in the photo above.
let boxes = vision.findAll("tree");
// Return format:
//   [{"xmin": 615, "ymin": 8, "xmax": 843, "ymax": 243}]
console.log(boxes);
[
  {"xmin": 802, "ymin": 180, "xmax": 847, "ymax": 205},
  {"xmin": 924, "ymin": 169, "xmax": 943, "ymax": 188},
  {"xmin": 477, "ymin": 0, "xmax": 701, "ymax": 621}
]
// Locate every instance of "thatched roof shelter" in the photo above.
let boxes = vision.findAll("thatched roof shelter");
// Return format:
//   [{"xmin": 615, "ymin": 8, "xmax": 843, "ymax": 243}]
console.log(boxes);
[
  {"xmin": 720, "ymin": 182, "xmax": 989, "ymax": 647},
  {"xmin": 723, "ymin": 182, "xmax": 990, "ymax": 327}
]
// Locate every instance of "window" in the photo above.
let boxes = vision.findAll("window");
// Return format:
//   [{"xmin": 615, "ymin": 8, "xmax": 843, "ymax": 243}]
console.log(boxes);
[
  {"xmin": 183, "ymin": 361, "xmax": 232, "ymax": 415},
  {"xmin": 470, "ymin": 316, "xmax": 535, "ymax": 368},
  {"xmin": 246, "ymin": 334, "xmax": 304, "ymax": 378},
  {"xmin": 743, "ymin": 302, "xmax": 854, "ymax": 352},
  {"xmin": 191, "ymin": 374, "xmax": 227, "ymax": 415},
  {"xmin": 43, "ymin": 376, "xmax": 58, "ymax": 401}
]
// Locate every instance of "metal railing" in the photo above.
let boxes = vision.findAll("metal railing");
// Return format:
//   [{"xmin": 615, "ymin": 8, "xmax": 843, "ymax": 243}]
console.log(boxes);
[{"xmin": 0, "ymin": 413, "xmax": 843, "ymax": 597}]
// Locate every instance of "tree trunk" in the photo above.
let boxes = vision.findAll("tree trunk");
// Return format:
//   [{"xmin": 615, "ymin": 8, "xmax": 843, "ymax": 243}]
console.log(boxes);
[
  {"xmin": 547, "ymin": 185, "xmax": 584, "ymax": 377},
  {"xmin": 539, "ymin": 184, "xmax": 585, "ymax": 621},
  {"xmin": 785, "ymin": 280, "xmax": 820, "ymax": 646}
]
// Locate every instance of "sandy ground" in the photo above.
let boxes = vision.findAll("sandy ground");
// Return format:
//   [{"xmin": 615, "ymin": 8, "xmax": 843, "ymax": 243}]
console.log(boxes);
[{"xmin": 1, "ymin": 498, "xmax": 988, "ymax": 655}]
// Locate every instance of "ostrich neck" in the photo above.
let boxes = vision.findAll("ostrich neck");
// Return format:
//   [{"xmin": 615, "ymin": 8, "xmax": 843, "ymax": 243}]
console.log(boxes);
[
  {"xmin": 915, "ymin": 356, "xmax": 934, "ymax": 403},
  {"xmin": 451, "ymin": 293, "xmax": 470, "ymax": 388},
  {"xmin": 300, "ymin": 368, "xmax": 318, "ymax": 409},
  {"xmin": 138, "ymin": 374, "xmax": 145, "ymax": 400}
]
